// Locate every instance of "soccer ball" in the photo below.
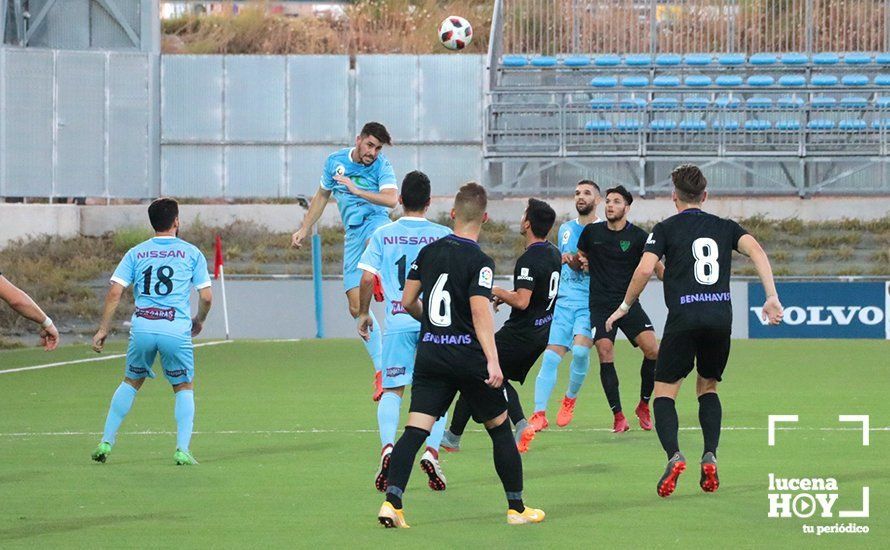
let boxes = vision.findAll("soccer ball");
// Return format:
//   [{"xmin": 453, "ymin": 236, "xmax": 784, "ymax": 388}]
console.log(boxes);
[{"xmin": 438, "ymin": 16, "xmax": 472, "ymax": 50}]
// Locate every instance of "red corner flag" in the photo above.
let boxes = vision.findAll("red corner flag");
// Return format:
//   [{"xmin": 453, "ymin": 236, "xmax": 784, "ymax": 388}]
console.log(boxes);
[{"xmin": 214, "ymin": 235, "xmax": 224, "ymax": 279}]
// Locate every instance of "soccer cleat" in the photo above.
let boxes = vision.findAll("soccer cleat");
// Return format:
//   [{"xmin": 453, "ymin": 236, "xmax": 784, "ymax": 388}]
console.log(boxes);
[
  {"xmin": 375, "ymin": 445, "xmax": 392, "ymax": 492},
  {"xmin": 612, "ymin": 411, "xmax": 630, "ymax": 433},
  {"xmin": 174, "ymin": 449, "xmax": 199, "ymax": 465},
  {"xmin": 419, "ymin": 448, "xmax": 447, "ymax": 491},
  {"xmin": 378, "ymin": 501, "xmax": 410, "ymax": 528},
  {"xmin": 516, "ymin": 426, "xmax": 536, "ymax": 454},
  {"xmin": 657, "ymin": 452, "xmax": 687, "ymax": 497},
  {"xmin": 528, "ymin": 411, "xmax": 549, "ymax": 432},
  {"xmin": 700, "ymin": 452, "xmax": 720, "ymax": 493},
  {"xmin": 635, "ymin": 401, "xmax": 652, "ymax": 431},
  {"xmin": 91, "ymin": 442, "xmax": 112, "ymax": 463},
  {"xmin": 556, "ymin": 396, "xmax": 576, "ymax": 427},
  {"xmin": 507, "ymin": 506, "xmax": 546, "ymax": 525},
  {"xmin": 372, "ymin": 371, "xmax": 383, "ymax": 402},
  {"xmin": 440, "ymin": 430, "xmax": 461, "ymax": 453}
]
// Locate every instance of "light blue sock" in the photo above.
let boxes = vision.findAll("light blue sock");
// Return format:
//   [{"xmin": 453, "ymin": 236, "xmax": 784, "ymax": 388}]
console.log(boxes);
[
  {"xmin": 174, "ymin": 390, "xmax": 195, "ymax": 452},
  {"xmin": 364, "ymin": 310, "xmax": 383, "ymax": 373},
  {"xmin": 534, "ymin": 350, "xmax": 562, "ymax": 412},
  {"xmin": 102, "ymin": 382, "xmax": 138, "ymax": 445},
  {"xmin": 566, "ymin": 345, "xmax": 592, "ymax": 398},
  {"xmin": 377, "ymin": 391, "xmax": 401, "ymax": 447},
  {"xmin": 426, "ymin": 413, "xmax": 448, "ymax": 450}
]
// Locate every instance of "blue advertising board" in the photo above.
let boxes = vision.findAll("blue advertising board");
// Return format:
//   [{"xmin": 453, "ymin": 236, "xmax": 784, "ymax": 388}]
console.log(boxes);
[{"xmin": 748, "ymin": 282, "xmax": 888, "ymax": 339}]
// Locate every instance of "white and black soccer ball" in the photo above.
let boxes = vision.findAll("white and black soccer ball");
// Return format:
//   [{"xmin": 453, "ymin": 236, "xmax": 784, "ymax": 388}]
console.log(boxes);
[{"xmin": 438, "ymin": 16, "xmax": 472, "ymax": 51}]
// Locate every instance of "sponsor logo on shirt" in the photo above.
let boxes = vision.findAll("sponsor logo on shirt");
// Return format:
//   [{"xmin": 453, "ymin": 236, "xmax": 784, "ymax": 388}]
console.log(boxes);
[
  {"xmin": 386, "ymin": 366, "xmax": 407, "ymax": 377},
  {"xmin": 422, "ymin": 332, "xmax": 473, "ymax": 345},
  {"xmin": 517, "ymin": 267, "xmax": 533, "ymax": 282},
  {"xmin": 136, "ymin": 250, "xmax": 186, "ymax": 260},
  {"xmin": 391, "ymin": 300, "xmax": 407, "ymax": 315},
  {"xmin": 646, "ymin": 233, "xmax": 656, "ymax": 245},
  {"xmin": 534, "ymin": 312, "xmax": 554, "ymax": 327},
  {"xmin": 382, "ymin": 235, "xmax": 442, "ymax": 246},
  {"xmin": 679, "ymin": 292, "xmax": 731, "ymax": 305},
  {"xmin": 478, "ymin": 266, "xmax": 493, "ymax": 289},
  {"xmin": 135, "ymin": 307, "xmax": 176, "ymax": 321}
]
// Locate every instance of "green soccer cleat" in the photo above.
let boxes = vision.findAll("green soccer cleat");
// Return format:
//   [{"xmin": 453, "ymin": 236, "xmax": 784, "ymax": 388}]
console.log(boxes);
[
  {"xmin": 91, "ymin": 442, "xmax": 112, "ymax": 463},
  {"xmin": 174, "ymin": 449, "xmax": 199, "ymax": 466}
]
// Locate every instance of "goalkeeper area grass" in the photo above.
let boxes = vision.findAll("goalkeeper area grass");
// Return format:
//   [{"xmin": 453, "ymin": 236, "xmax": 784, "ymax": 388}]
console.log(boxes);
[{"xmin": 0, "ymin": 338, "xmax": 886, "ymax": 547}]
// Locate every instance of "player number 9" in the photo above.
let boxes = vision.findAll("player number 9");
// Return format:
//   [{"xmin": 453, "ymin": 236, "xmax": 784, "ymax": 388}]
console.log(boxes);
[{"xmin": 547, "ymin": 272, "xmax": 560, "ymax": 310}]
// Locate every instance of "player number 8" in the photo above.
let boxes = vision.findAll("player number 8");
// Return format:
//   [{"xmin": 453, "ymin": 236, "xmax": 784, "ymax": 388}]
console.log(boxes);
[
  {"xmin": 692, "ymin": 237, "xmax": 719, "ymax": 285},
  {"xmin": 429, "ymin": 273, "xmax": 452, "ymax": 327}
]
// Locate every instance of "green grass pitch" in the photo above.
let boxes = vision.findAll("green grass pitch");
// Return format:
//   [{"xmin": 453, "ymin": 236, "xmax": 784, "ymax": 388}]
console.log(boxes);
[{"xmin": 0, "ymin": 339, "xmax": 886, "ymax": 547}]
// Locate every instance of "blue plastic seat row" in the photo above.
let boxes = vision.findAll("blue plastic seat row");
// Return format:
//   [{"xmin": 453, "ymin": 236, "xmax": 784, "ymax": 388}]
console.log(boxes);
[
  {"xmin": 584, "ymin": 118, "xmax": 881, "ymax": 131},
  {"xmin": 588, "ymin": 96, "xmax": 890, "ymax": 110},
  {"xmin": 505, "ymin": 52, "xmax": 890, "ymax": 68},
  {"xmin": 590, "ymin": 74, "xmax": 890, "ymax": 88}
]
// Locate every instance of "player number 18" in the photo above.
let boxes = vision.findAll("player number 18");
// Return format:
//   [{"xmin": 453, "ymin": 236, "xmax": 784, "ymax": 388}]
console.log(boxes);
[{"xmin": 692, "ymin": 237, "xmax": 719, "ymax": 285}]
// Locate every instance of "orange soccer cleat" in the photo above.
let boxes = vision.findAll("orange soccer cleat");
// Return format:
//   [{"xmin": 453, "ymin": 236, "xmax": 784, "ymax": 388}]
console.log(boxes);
[
  {"xmin": 516, "ymin": 425, "xmax": 536, "ymax": 454},
  {"xmin": 372, "ymin": 371, "xmax": 384, "ymax": 402},
  {"xmin": 556, "ymin": 396, "xmax": 577, "ymax": 427},
  {"xmin": 612, "ymin": 411, "xmax": 630, "ymax": 433},
  {"xmin": 528, "ymin": 411, "xmax": 549, "ymax": 432},
  {"xmin": 635, "ymin": 401, "xmax": 652, "ymax": 431}
]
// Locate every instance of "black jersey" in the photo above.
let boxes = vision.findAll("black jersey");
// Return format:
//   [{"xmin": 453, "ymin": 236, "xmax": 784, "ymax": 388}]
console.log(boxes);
[
  {"xmin": 644, "ymin": 209, "xmax": 748, "ymax": 333},
  {"xmin": 408, "ymin": 234, "xmax": 496, "ymax": 367},
  {"xmin": 501, "ymin": 241, "xmax": 562, "ymax": 338},
  {"xmin": 577, "ymin": 220, "xmax": 650, "ymax": 309}
]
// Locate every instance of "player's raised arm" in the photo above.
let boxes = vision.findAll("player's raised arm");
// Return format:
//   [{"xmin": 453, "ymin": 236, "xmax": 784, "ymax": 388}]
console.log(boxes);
[
  {"xmin": 334, "ymin": 174, "xmax": 398, "ymax": 208},
  {"xmin": 0, "ymin": 275, "xmax": 59, "ymax": 351},
  {"xmin": 292, "ymin": 186, "xmax": 333, "ymax": 249},
  {"xmin": 736, "ymin": 234, "xmax": 783, "ymax": 325},
  {"xmin": 606, "ymin": 252, "xmax": 659, "ymax": 332},
  {"xmin": 93, "ymin": 281, "xmax": 125, "ymax": 353}
]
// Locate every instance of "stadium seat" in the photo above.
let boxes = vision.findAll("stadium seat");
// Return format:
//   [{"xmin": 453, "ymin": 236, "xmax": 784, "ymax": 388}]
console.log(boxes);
[
  {"xmin": 872, "ymin": 118, "xmax": 890, "ymax": 129},
  {"xmin": 564, "ymin": 56, "xmax": 592, "ymax": 67},
  {"xmin": 684, "ymin": 75, "xmax": 712, "ymax": 87},
  {"xmin": 747, "ymin": 75, "xmax": 775, "ymax": 87},
  {"xmin": 653, "ymin": 75, "xmax": 681, "ymax": 87},
  {"xmin": 589, "ymin": 98, "xmax": 616, "ymax": 109},
  {"xmin": 807, "ymin": 119, "xmax": 836, "ymax": 130},
  {"xmin": 777, "ymin": 96, "xmax": 805, "ymax": 109},
  {"xmin": 617, "ymin": 119, "xmax": 643, "ymax": 131},
  {"xmin": 811, "ymin": 96, "xmax": 837, "ymax": 108},
  {"xmin": 744, "ymin": 119, "xmax": 772, "ymax": 131},
  {"xmin": 715, "ymin": 96, "xmax": 742, "ymax": 109},
  {"xmin": 621, "ymin": 76, "xmax": 649, "ymax": 87},
  {"xmin": 746, "ymin": 96, "xmax": 773, "ymax": 109},
  {"xmin": 716, "ymin": 75, "xmax": 744, "ymax": 87},
  {"xmin": 683, "ymin": 54, "xmax": 712, "ymax": 66},
  {"xmin": 502, "ymin": 55, "xmax": 528, "ymax": 67},
  {"xmin": 595, "ymin": 54, "xmax": 621, "ymax": 66},
  {"xmin": 650, "ymin": 119, "xmax": 678, "ymax": 131},
  {"xmin": 843, "ymin": 53, "xmax": 872, "ymax": 65},
  {"xmin": 683, "ymin": 96, "xmax": 711, "ymax": 109},
  {"xmin": 750, "ymin": 53, "xmax": 778, "ymax": 65},
  {"xmin": 590, "ymin": 76, "xmax": 618, "ymax": 88},
  {"xmin": 717, "ymin": 53, "xmax": 745, "ymax": 66},
  {"xmin": 619, "ymin": 98, "xmax": 647, "ymax": 110},
  {"xmin": 651, "ymin": 97, "xmax": 680, "ymax": 109},
  {"xmin": 780, "ymin": 53, "xmax": 808, "ymax": 65},
  {"xmin": 877, "ymin": 53, "xmax": 890, "ymax": 65},
  {"xmin": 680, "ymin": 119, "xmax": 708, "ymax": 131},
  {"xmin": 841, "ymin": 74, "xmax": 869, "ymax": 86},
  {"xmin": 778, "ymin": 75, "xmax": 806, "ymax": 87},
  {"xmin": 624, "ymin": 54, "xmax": 651, "ymax": 66},
  {"xmin": 585, "ymin": 120, "xmax": 613, "ymax": 131},
  {"xmin": 840, "ymin": 96, "xmax": 869, "ymax": 109},
  {"xmin": 712, "ymin": 119, "xmax": 741, "ymax": 131},
  {"xmin": 530, "ymin": 56, "xmax": 558, "ymax": 67},
  {"xmin": 775, "ymin": 120, "xmax": 802, "ymax": 131},
  {"xmin": 875, "ymin": 74, "xmax": 890, "ymax": 86},
  {"xmin": 655, "ymin": 54, "xmax": 682, "ymax": 66},
  {"xmin": 811, "ymin": 74, "xmax": 839, "ymax": 86},
  {"xmin": 839, "ymin": 119, "xmax": 867, "ymax": 130},
  {"xmin": 877, "ymin": 97, "xmax": 890, "ymax": 108},
  {"xmin": 812, "ymin": 53, "xmax": 840, "ymax": 65}
]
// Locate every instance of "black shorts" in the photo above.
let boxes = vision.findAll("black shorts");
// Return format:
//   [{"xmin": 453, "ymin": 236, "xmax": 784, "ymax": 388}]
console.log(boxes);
[
  {"xmin": 496, "ymin": 329, "xmax": 548, "ymax": 385},
  {"xmin": 655, "ymin": 328, "xmax": 731, "ymax": 383},
  {"xmin": 591, "ymin": 302, "xmax": 654, "ymax": 346},
  {"xmin": 410, "ymin": 358, "xmax": 507, "ymax": 423}
]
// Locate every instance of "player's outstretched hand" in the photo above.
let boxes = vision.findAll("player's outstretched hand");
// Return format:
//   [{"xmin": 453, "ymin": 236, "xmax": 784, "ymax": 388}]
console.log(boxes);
[
  {"xmin": 92, "ymin": 328, "xmax": 108, "ymax": 353},
  {"xmin": 605, "ymin": 309, "xmax": 626, "ymax": 333},
  {"xmin": 291, "ymin": 227, "xmax": 307, "ymax": 249},
  {"xmin": 40, "ymin": 324, "xmax": 60, "ymax": 351},
  {"xmin": 485, "ymin": 360, "xmax": 503, "ymax": 389},
  {"xmin": 762, "ymin": 295, "xmax": 784, "ymax": 325},
  {"xmin": 356, "ymin": 313, "xmax": 373, "ymax": 342},
  {"xmin": 191, "ymin": 317, "xmax": 204, "ymax": 337},
  {"xmin": 333, "ymin": 174, "xmax": 359, "ymax": 195}
]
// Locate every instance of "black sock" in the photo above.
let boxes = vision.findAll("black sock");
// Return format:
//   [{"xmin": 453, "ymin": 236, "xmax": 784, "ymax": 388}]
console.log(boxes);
[
  {"xmin": 504, "ymin": 382, "xmax": 526, "ymax": 425},
  {"xmin": 599, "ymin": 362, "xmax": 622, "ymax": 413},
  {"xmin": 487, "ymin": 419, "xmax": 524, "ymax": 512},
  {"xmin": 698, "ymin": 392, "xmax": 722, "ymax": 457},
  {"xmin": 384, "ymin": 425, "xmax": 429, "ymax": 509},
  {"xmin": 449, "ymin": 395, "xmax": 472, "ymax": 436},
  {"xmin": 640, "ymin": 358, "xmax": 656, "ymax": 403},
  {"xmin": 653, "ymin": 397, "xmax": 680, "ymax": 459}
]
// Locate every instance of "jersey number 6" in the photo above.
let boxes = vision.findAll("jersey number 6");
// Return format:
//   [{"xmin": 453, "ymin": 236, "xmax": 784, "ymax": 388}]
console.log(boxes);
[{"xmin": 429, "ymin": 273, "xmax": 452, "ymax": 327}]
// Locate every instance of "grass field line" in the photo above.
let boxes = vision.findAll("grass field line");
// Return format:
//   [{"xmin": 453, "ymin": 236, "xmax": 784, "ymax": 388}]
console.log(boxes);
[{"xmin": 0, "ymin": 340, "xmax": 234, "ymax": 375}]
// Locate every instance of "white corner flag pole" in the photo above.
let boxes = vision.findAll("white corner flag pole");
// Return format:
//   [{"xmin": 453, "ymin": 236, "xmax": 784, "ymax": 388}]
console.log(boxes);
[{"xmin": 219, "ymin": 264, "xmax": 230, "ymax": 340}]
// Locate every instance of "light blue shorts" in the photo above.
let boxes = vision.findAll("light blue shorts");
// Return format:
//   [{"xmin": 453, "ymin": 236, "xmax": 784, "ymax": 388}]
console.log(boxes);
[
  {"xmin": 547, "ymin": 301, "xmax": 591, "ymax": 349},
  {"xmin": 125, "ymin": 332, "xmax": 194, "ymax": 385},
  {"xmin": 343, "ymin": 213, "xmax": 391, "ymax": 292},
  {"xmin": 381, "ymin": 331, "xmax": 419, "ymax": 389}
]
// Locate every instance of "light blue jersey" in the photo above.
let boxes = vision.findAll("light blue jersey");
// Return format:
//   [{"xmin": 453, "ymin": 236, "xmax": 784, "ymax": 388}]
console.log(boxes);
[
  {"xmin": 321, "ymin": 148, "xmax": 397, "ymax": 228},
  {"xmin": 555, "ymin": 219, "xmax": 596, "ymax": 307},
  {"xmin": 358, "ymin": 217, "xmax": 452, "ymax": 334},
  {"xmin": 111, "ymin": 236, "xmax": 211, "ymax": 339}
]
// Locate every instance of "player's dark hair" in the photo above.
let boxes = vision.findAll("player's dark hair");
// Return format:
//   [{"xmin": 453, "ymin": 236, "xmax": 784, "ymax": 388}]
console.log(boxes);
[
  {"xmin": 671, "ymin": 164, "xmax": 707, "ymax": 203},
  {"xmin": 453, "ymin": 182, "xmax": 487, "ymax": 223},
  {"xmin": 148, "ymin": 197, "xmax": 179, "ymax": 232},
  {"xmin": 577, "ymin": 179, "xmax": 601, "ymax": 196},
  {"xmin": 605, "ymin": 185, "xmax": 633, "ymax": 206},
  {"xmin": 525, "ymin": 198, "xmax": 556, "ymax": 238},
  {"xmin": 359, "ymin": 122, "xmax": 392, "ymax": 145},
  {"xmin": 401, "ymin": 170, "xmax": 431, "ymax": 212}
]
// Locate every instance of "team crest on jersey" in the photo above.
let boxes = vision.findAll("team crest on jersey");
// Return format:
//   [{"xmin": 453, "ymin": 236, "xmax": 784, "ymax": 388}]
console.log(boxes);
[
  {"xmin": 562, "ymin": 231, "xmax": 570, "ymax": 245},
  {"xmin": 620, "ymin": 240, "xmax": 631, "ymax": 252},
  {"xmin": 335, "ymin": 164, "xmax": 346, "ymax": 176},
  {"xmin": 478, "ymin": 266, "xmax": 493, "ymax": 288}
]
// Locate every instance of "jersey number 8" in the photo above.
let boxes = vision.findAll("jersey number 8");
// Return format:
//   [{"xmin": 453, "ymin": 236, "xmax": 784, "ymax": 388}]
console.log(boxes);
[
  {"xmin": 692, "ymin": 238, "xmax": 719, "ymax": 285},
  {"xmin": 429, "ymin": 273, "xmax": 452, "ymax": 327}
]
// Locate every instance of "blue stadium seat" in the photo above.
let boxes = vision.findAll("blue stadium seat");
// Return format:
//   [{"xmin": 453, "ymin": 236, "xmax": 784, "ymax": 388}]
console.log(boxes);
[
  {"xmin": 877, "ymin": 97, "xmax": 890, "ymax": 108},
  {"xmin": 780, "ymin": 53, "xmax": 808, "ymax": 65},
  {"xmin": 589, "ymin": 98, "xmax": 616, "ymax": 109},
  {"xmin": 595, "ymin": 54, "xmax": 621, "ymax": 67},
  {"xmin": 877, "ymin": 53, "xmax": 890, "ymax": 65},
  {"xmin": 651, "ymin": 97, "xmax": 680, "ymax": 109},
  {"xmin": 564, "ymin": 56, "xmax": 591, "ymax": 67},
  {"xmin": 655, "ymin": 54, "xmax": 682, "ymax": 66},
  {"xmin": 811, "ymin": 96, "xmax": 838, "ymax": 108},
  {"xmin": 843, "ymin": 53, "xmax": 872, "ymax": 65},
  {"xmin": 747, "ymin": 75, "xmax": 775, "ymax": 87},
  {"xmin": 750, "ymin": 53, "xmax": 778, "ymax": 65},
  {"xmin": 716, "ymin": 75, "xmax": 744, "ymax": 87},
  {"xmin": 811, "ymin": 74, "xmax": 839, "ymax": 86},
  {"xmin": 650, "ymin": 119, "xmax": 678, "ymax": 131},
  {"xmin": 530, "ymin": 56, "xmax": 558, "ymax": 67},
  {"xmin": 715, "ymin": 96, "xmax": 742, "ymax": 109},
  {"xmin": 683, "ymin": 96, "xmax": 711, "ymax": 109},
  {"xmin": 680, "ymin": 119, "xmax": 708, "ymax": 131},
  {"xmin": 718, "ymin": 53, "xmax": 745, "ymax": 66},
  {"xmin": 777, "ymin": 96, "xmax": 804, "ymax": 109},
  {"xmin": 713, "ymin": 119, "xmax": 741, "ymax": 131},
  {"xmin": 653, "ymin": 75, "xmax": 681, "ymax": 87},
  {"xmin": 585, "ymin": 120, "xmax": 613, "ymax": 131},
  {"xmin": 872, "ymin": 119, "xmax": 890, "ymax": 129},
  {"xmin": 875, "ymin": 74, "xmax": 890, "ymax": 86},
  {"xmin": 619, "ymin": 98, "xmax": 647, "ymax": 110},
  {"xmin": 590, "ymin": 76, "xmax": 618, "ymax": 88},
  {"xmin": 745, "ymin": 120, "xmax": 772, "ymax": 131},
  {"xmin": 624, "ymin": 54, "xmax": 651, "ymax": 66},
  {"xmin": 812, "ymin": 53, "xmax": 840, "ymax": 65},
  {"xmin": 683, "ymin": 54, "xmax": 712, "ymax": 66},
  {"xmin": 839, "ymin": 119, "xmax": 867, "ymax": 130},
  {"xmin": 684, "ymin": 75, "xmax": 712, "ymax": 87},
  {"xmin": 746, "ymin": 96, "xmax": 773, "ymax": 109},
  {"xmin": 617, "ymin": 119, "xmax": 643, "ymax": 131},
  {"xmin": 807, "ymin": 119, "xmax": 836, "ymax": 130},
  {"xmin": 775, "ymin": 120, "xmax": 801, "ymax": 131},
  {"xmin": 778, "ymin": 75, "xmax": 806, "ymax": 87},
  {"xmin": 840, "ymin": 96, "xmax": 869, "ymax": 109},
  {"xmin": 841, "ymin": 74, "xmax": 869, "ymax": 86},
  {"xmin": 502, "ymin": 55, "xmax": 528, "ymax": 67},
  {"xmin": 622, "ymin": 76, "xmax": 649, "ymax": 87}
]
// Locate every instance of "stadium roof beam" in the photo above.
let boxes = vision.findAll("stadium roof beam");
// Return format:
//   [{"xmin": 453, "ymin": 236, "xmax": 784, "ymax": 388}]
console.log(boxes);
[
  {"xmin": 94, "ymin": 0, "xmax": 141, "ymax": 47},
  {"xmin": 22, "ymin": 0, "xmax": 59, "ymax": 46}
]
